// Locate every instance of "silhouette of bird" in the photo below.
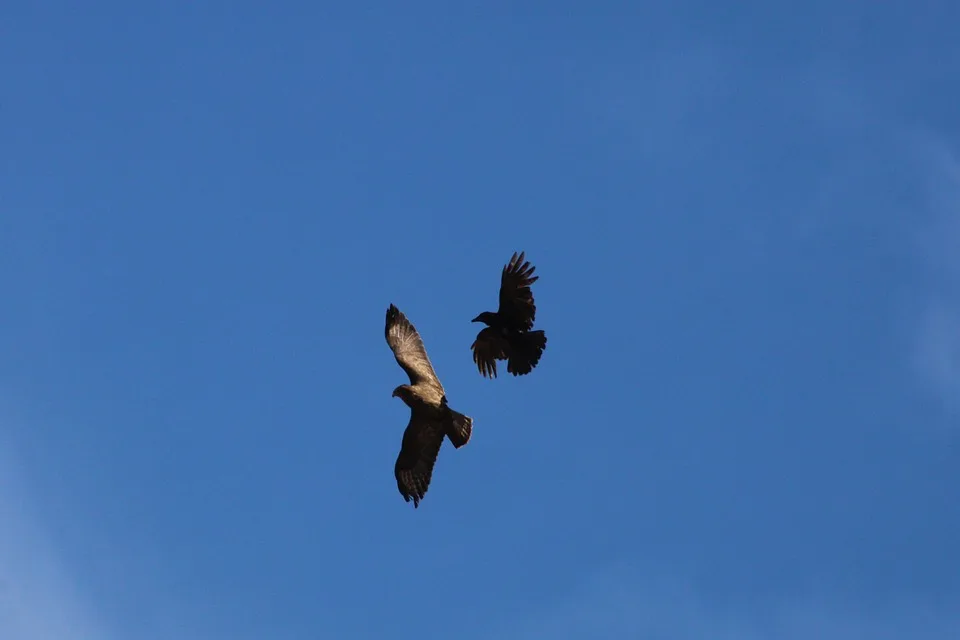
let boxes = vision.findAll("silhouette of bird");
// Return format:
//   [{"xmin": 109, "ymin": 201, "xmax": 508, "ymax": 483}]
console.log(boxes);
[
  {"xmin": 385, "ymin": 303, "xmax": 473, "ymax": 508},
  {"xmin": 470, "ymin": 251, "xmax": 547, "ymax": 378}
]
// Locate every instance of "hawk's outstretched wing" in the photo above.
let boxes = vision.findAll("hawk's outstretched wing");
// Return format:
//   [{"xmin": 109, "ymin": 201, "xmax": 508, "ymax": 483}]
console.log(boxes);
[
  {"xmin": 497, "ymin": 251, "xmax": 539, "ymax": 331},
  {"xmin": 385, "ymin": 304, "xmax": 444, "ymax": 393},
  {"xmin": 470, "ymin": 326, "xmax": 507, "ymax": 379},
  {"xmin": 394, "ymin": 412, "xmax": 445, "ymax": 508}
]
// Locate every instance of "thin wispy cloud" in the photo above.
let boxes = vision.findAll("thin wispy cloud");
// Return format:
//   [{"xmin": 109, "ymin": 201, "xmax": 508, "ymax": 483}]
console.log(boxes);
[
  {"xmin": 916, "ymin": 302, "xmax": 960, "ymax": 415},
  {"xmin": 911, "ymin": 137, "xmax": 960, "ymax": 420},
  {"xmin": 485, "ymin": 566, "xmax": 959, "ymax": 640},
  {"xmin": 0, "ymin": 434, "xmax": 111, "ymax": 640}
]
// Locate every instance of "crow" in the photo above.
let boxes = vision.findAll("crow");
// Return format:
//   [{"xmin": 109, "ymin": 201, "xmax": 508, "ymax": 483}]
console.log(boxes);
[
  {"xmin": 385, "ymin": 304, "xmax": 473, "ymax": 508},
  {"xmin": 470, "ymin": 251, "xmax": 547, "ymax": 378}
]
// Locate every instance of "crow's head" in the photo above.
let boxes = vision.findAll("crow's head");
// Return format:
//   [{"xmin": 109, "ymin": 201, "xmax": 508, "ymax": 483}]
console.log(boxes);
[{"xmin": 471, "ymin": 311, "xmax": 498, "ymax": 326}]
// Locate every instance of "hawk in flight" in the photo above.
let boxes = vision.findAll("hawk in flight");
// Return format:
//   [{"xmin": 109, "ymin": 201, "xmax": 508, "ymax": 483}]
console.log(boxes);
[
  {"xmin": 470, "ymin": 251, "xmax": 547, "ymax": 378},
  {"xmin": 385, "ymin": 304, "xmax": 473, "ymax": 508}
]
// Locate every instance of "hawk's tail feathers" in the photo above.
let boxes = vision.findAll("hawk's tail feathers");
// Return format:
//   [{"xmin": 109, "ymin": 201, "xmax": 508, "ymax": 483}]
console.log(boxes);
[
  {"xmin": 507, "ymin": 329, "xmax": 547, "ymax": 376},
  {"xmin": 445, "ymin": 409, "xmax": 473, "ymax": 449}
]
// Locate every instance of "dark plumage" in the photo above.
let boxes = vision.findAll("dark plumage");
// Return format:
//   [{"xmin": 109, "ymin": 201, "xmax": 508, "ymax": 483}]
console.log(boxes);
[
  {"xmin": 385, "ymin": 303, "xmax": 473, "ymax": 508},
  {"xmin": 470, "ymin": 251, "xmax": 547, "ymax": 378}
]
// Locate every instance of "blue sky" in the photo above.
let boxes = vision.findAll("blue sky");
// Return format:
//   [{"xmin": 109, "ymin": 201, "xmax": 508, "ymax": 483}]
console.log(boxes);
[{"xmin": 2, "ymin": 2, "xmax": 959, "ymax": 638}]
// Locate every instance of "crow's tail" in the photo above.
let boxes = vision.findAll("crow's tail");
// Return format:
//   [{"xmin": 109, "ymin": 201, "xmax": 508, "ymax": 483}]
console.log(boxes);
[{"xmin": 507, "ymin": 330, "xmax": 547, "ymax": 376}]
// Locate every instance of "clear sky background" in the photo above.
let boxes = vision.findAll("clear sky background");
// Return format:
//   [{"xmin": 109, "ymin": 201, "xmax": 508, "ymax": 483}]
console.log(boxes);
[{"xmin": 2, "ymin": 2, "xmax": 959, "ymax": 639}]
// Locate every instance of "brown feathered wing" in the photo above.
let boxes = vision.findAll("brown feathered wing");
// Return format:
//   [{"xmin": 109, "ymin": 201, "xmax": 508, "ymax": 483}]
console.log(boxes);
[
  {"xmin": 385, "ymin": 304, "xmax": 444, "ymax": 395},
  {"xmin": 394, "ymin": 414, "xmax": 445, "ymax": 508}
]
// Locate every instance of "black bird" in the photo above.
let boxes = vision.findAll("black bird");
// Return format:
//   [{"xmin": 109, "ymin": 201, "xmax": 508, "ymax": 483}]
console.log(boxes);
[
  {"xmin": 470, "ymin": 251, "xmax": 547, "ymax": 378},
  {"xmin": 385, "ymin": 304, "xmax": 473, "ymax": 508}
]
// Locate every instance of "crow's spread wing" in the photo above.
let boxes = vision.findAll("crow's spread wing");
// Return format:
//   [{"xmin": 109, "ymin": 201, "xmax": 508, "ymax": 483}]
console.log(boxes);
[
  {"xmin": 385, "ymin": 304, "xmax": 444, "ymax": 393},
  {"xmin": 470, "ymin": 326, "xmax": 507, "ymax": 379},
  {"xmin": 497, "ymin": 251, "xmax": 539, "ymax": 331}
]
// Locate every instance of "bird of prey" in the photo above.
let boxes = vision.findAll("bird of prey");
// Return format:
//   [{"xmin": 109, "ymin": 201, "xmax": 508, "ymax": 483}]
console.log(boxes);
[
  {"xmin": 470, "ymin": 251, "xmax": 547, "ymax": 378},
  {"xmin": 385, "ymin": 303, "xmax": 473, "ymax": 508}
]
